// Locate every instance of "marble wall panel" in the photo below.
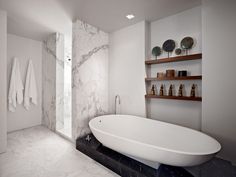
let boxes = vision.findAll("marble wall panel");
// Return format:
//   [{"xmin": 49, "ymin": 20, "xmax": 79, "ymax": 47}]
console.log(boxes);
[
  {"xmin": 42, "ymin": 33, "xmax": 65, "ymax": 131},
  {"xmin": 72, "ymin": 20, "xmax": 109, "ymax": 140}
]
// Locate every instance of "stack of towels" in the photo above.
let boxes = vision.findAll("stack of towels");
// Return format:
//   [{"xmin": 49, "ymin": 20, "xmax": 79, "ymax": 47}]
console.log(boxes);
[{"xmin": 8, "ymin": 57, "xmax": 37, "ymax": 112}]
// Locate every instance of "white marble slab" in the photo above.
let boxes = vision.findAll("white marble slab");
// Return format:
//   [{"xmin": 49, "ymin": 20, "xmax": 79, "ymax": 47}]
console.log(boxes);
[
  {"xmin": 42, "ymin": 33, "xmax": 65, "ymax": 132},
  {"xmin": 72, "ymin": 20, "xmax": 109, "ymax": 140},
  {"xmin": 42, "ymin": 33, "xmax": 57, "ymax": 131}
]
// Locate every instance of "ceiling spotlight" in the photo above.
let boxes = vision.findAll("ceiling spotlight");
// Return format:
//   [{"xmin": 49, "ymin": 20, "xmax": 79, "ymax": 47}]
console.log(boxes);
[{"xmin": 126, "ymin": 14, "xmax": 135, "ymax": 20}]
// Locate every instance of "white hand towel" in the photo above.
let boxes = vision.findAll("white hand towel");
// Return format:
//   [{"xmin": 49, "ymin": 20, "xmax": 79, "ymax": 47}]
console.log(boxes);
[
  {"xmin": 24, "ymin": 59, "xmax": 37, "ymax": 110},
  {"xmin": 8, "ymin": 57, "xmax": 24, "ymax": 112}
]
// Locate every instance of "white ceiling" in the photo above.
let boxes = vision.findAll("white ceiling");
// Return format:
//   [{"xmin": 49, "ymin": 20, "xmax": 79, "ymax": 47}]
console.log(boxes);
[{"xmin": 0, "ymin": 0, "xmax": 201, "ymax": 41}]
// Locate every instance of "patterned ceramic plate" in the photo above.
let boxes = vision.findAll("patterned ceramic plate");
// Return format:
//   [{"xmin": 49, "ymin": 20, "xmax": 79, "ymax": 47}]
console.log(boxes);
[
  {"xmin": 162, "ymin": 39, "xmax": 175, "ymax": 52},
  {"xmin": 175, "ymin": 48, "xmax": 182, "ymax": 55},
  {"xmin": 152, "ymin": 46, "xmax": 161, "ymax": 58},
  {"xmin": 181, "ymin": 37, "xmax": 194, "ymax": 50}
]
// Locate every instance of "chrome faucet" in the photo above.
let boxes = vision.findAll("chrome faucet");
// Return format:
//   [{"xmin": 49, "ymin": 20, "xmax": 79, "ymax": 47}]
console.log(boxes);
[{"xmin": 115, "ymin": 95, "xmax": 121, "ymax": 114}]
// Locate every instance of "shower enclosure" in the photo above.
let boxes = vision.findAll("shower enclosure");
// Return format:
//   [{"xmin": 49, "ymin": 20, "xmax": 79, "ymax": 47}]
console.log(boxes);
[{"xmin": 56, "ymin": 34, "xmax": 72, "ymax": 139}]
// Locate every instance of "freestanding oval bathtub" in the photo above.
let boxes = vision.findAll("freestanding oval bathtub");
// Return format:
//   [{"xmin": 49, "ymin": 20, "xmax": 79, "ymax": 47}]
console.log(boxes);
[{"xmin": 89, "ymin": 115, "xmax": 221, "ymax": 167}]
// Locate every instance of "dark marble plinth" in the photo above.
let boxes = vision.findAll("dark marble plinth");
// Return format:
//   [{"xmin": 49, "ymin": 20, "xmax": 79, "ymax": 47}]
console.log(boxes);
[
  {"xmin": 76, "ymin": 134, "xmax": 193, "ymax": 177},
  {"xmin": 186, "ymin": 157, "xmax": 236, "ymax": 177}
]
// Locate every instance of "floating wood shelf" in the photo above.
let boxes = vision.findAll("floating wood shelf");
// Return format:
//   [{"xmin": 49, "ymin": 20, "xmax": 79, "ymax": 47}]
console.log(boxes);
[
  {"xmin": 145, "ymin": 95, "xmax": 202, "ymax": 101},
  {"xmin": 145, "ymin": 76, "xmax": 202, "ymax": 81},
  {"xmin": 145, "ymin": 53, "xmax": 202, "ymax": 65}
]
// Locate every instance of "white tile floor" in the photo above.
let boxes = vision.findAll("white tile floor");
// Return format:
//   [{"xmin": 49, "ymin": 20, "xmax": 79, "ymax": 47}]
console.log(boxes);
[{"xmin": 0, "ymin": 126, "xmax": 119, "ymax": 177}]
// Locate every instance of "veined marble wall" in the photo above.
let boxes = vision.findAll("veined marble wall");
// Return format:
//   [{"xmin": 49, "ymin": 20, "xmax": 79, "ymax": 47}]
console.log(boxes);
[
  {"xmin": 72, "ymin": 20, "xmax": 109, "ymax": 140},
  {"xmin": 56, "ymin": 34, "xmax": 65, "ymax": 130},
  {"xmin": 64, "ymin": 36, "xmax": 72, "ymax": 120},
  {"xmin": 42, "ymin": 33, "xmax": 64, "ymax": 131}
]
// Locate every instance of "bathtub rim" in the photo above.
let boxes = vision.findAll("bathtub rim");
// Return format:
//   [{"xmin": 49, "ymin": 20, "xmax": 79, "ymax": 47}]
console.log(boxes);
[{"xmin": 89, "ymin": 114, "xmax": 221, "ymax": 156}]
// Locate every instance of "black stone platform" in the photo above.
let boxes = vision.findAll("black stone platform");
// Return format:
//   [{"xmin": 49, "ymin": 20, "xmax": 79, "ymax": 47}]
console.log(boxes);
[{"xmin": 76, "ymin": 134, "xmax": 193, "ymax": 177}]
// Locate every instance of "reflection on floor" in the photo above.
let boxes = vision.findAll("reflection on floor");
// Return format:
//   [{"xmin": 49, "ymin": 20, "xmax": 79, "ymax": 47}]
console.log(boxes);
[
  {"xmin": 57, "ymin": 116, "xmax": 72, "ymax": 138},
  {"xmin": 0, "ymin": 126, "xmax": 119, "ymax": 177}
]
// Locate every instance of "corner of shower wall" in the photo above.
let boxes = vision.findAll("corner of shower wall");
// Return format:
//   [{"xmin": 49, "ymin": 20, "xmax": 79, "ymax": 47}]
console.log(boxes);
[
  {"xmin": 42, "ymin": 32, "xmax": 65, "ymax": 131},
  {"xmin": 56, "ymin": 33, "xmax": 65, "ymax": 131},
  {"xmin": 72, "ymin": 19, "xmax": 109, "ymax": 140}
]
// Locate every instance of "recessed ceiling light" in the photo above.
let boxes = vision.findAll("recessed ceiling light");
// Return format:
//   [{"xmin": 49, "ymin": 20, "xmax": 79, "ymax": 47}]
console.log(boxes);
[{"xmin": 126, "ymin": 14, "xmax": 135, "ymax": 20}]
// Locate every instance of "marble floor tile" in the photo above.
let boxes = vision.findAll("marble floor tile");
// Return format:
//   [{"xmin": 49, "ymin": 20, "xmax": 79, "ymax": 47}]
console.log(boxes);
[{"xmin": 0, "ymin": 126, "xmax": 119, "ymax": 177}]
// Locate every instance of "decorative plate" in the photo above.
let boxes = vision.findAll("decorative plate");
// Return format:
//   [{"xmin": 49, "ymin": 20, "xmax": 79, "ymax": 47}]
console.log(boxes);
[
  {"xmin": 175, "ymin": 48, "xmax": 182, "ymax": 55},
  {"xmin": 152, "ymin": 46, "xmax": 162, "ymax": 58},
  {"xmin": 162, "ymin": 39, "xmax": 175, "ymax": 52},
  {"xmin": 181, "ymin": 37, "xmax": 194, "ymax": 50}
]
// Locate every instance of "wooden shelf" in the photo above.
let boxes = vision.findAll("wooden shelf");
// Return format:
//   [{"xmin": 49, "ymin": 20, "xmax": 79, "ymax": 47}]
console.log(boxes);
[
  {"xmin": 145, "ymin": 76, "xmax": 202, "ymax": 81},
  {"xmin": 145, "ymin": 95, "xmax": 202, "ymax": 101},
  {"xmin": 145, "ymin": 53, "xmax": 202, "ymax": 65}
]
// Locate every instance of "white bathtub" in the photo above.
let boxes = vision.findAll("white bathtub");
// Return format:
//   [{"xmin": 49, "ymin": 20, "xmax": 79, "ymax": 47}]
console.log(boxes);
[{"xmin": 89, "ymin": 115, "xmax": 221, "ymax": 167}]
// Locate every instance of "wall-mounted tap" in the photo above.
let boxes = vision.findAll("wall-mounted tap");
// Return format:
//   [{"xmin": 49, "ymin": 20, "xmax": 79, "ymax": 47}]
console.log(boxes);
[{"xmin": 115, "ymin": 95, "xmax": 121, "ymax": 114}]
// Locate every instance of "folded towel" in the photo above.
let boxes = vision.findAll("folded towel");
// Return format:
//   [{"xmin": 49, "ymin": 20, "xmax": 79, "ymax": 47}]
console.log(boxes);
[
  {"xmin": 24, "ymin": 59, "xmax": 37, "ymax": 110},
  {"xmin": 8, "ymin": 57, "xmax": 24, "ymax": 112}
]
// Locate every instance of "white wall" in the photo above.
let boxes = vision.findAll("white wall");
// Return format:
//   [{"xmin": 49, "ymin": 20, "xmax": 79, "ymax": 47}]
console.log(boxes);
[
  {"xmin": 202, "ymin": 0, "xmax": 236, "ymax": 164},
  {"xmin": 109, "ymin": 21, "xmax": 147, "ymax": 117},
  {"xmin": 7, "ymin": 34, "xmax": 42, "ymax": 132},
  {"xmin": 0, "ymin": 10, "xmax": 7, "ymax": 153},
  {"xmin": 148, "ymin": 7, "xmax": 202, "ymax": 130}
]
